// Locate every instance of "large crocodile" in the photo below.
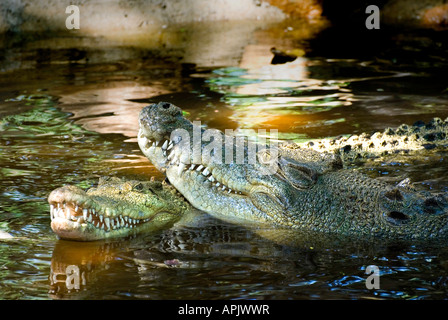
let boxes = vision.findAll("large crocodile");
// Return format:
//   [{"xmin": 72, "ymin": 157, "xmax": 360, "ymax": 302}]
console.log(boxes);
[{"xmin": 137, "ymin": 102, "xmax": 448, "ymax": 241}]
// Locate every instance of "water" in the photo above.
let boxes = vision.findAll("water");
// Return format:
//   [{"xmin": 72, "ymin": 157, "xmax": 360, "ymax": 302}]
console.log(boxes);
[{"xmin": 1, "ymin": 23, "xmax": 448, "ymax": 300}]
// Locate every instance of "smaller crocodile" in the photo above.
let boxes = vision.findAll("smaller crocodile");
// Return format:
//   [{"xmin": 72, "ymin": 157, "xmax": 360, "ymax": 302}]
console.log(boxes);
[{"xmin": 48, "ymin": 176, "xmax": 190, "ymax": 241}]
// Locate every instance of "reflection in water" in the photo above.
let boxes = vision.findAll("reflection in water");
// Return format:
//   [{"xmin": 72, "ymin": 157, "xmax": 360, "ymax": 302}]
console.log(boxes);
[{"xmin": 47, "ymin": 220, "xmax": 448, "ymax": 300}]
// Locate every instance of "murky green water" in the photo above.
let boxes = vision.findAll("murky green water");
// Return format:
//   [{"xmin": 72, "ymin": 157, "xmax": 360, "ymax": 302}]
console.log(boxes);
[{"xmin": 1, "ymin": 25, "xmax": 448, "ymax": 300}]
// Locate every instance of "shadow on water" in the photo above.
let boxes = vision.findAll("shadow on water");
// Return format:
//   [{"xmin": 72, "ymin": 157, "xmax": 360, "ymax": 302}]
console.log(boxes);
[{"xmin": 1, "ymin": 19, "xmax": 448, "ymax": 299}]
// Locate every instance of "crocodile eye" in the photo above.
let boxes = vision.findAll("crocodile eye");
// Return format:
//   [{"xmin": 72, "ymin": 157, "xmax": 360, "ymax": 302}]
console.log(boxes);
[{"xmin": 133, "ymin": 183, "xmax": 144, "ymax": 191}]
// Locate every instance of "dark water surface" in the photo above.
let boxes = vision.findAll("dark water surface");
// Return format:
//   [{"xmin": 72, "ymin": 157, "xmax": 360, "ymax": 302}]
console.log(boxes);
[{"xmin": 1, "ymin": 25, "xmax": 448, "ymax": 300}]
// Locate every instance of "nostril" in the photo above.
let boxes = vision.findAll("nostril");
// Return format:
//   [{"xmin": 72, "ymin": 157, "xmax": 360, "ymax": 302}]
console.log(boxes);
[
  {"xmin": 385, "ymin": 211, "xmax": 409, "ymax": 225},
  {"xmin": 161, "ymin": 102, "xmax": 171, "ymax": 109}
]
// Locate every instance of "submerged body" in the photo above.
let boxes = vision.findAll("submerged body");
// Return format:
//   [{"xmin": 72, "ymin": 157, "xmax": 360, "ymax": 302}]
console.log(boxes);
[{"xmin": 137, "ymin": 102, "xmax": 448, "ymax": 241}]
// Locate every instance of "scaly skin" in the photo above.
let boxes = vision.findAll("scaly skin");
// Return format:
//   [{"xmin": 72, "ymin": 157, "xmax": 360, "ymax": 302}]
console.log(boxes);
[
  {"xmin": 48, "ymin": 176, "xmax": 189, "ymax": 241},
  {"xmin": 296, "ymin": 117, "xmax": 448, "ymax": 164},
  {"xmin": 138, "ymin": 102, "xmax": 448, "ymax": 240}
]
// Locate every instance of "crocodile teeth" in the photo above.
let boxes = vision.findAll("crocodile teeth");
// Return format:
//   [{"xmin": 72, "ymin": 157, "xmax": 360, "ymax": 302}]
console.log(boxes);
[
  {"xmin": 178, "ymin": 163, "xmax": 186, "ymax": 175},
  {"xmin": 208, "ymin": 176, "xmax": 215, "ymax": 182},
  {"xmin": 202, "ymin": 168, "xmax": 210, "ymax": 176},
  {"xmin": 162, "ymin": 140, "xmax": 168, "ymax": 150},
  {"xmin": 105, "ymin": 217, "xmax": 110, "ymax": 230},
  {"xmin": 167, "ymin": 142, "xmax": 174, "ymax": 150},
  {"xmin": 189, "ymin": 164, "xmax": 196, "ymax": 171},
  {"xmin": 83, "ymin": 209, "xmax": 88, "ymax": 220},
  {"xmin": 196, "ymin": 165, "xmax": 204, "ymax": 172}
]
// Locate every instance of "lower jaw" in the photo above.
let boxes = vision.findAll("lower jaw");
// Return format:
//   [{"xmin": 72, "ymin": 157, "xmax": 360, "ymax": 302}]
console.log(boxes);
[{"xmin": 51, "ymin": 218, "xmax": 141, "ymax": 241}]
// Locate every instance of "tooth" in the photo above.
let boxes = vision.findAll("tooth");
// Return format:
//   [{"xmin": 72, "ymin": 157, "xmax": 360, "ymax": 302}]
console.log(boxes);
[
  {"xmin": 75, "ymin": 205, "xmax": 78, "ymax": 212},
  {"xmin": 50, "ymin": 205, "xmax": 54, "ymax": 220},
  {"xmin": 162, "ymin": 140, "xmax": 168, "ymax": 150},
  {"xmin": 208, "ymin": 176, "xmax": 215, "ymax": 182},
  {"xmin": 87, "ymin": 214, "xmax": 92, "ymax": 223},
  {"xmin": 83, "ymin": 209, "xmax": 88, "ymax": 220},
  {"xmin": 124, "ymin": 216, "xmax": 128, "ymax": 222},
  {"xmin": 168, "ymin": 151, "xmax": 175, "ymax": 161},
  {"xmin": 99, "ymin": 215, "xmax": 103, "ymax": 223},
  {"xmin": 222, "ymin": 185, "xmax": 226, "ymax": 191},
  {"xmin": 57, "ymin": 203, "xmax": 60, "ymax": 209},
  {"xmin": 189, "ymin": 164, "xmax": 196, "ymax": 171},
  {"xmin": 156, "ymin": 140, "xmax": 160, "ymax": 147},
  {"xmin": 196, "ymin": 165, "xmax": 204, "ymax": 172},
  {"xmin": 178, "ymin": 163, "xmax": 186, "ymax": 175},
  {"xmin": 152, "ymin": 141, "xmax": 156, "ymax": 148},
  {"xmin": 105, "ymin": 217, "xmax": 110, "ymax": 230},
  {"xmin": 167, "ymin": 142, "xmax": 174, "ymax": 150},
  {"xmin": 228, "ymin": 189, "xmax": 232, "ymax": 194},
  {"xmin": 202, "ymin": 168, "xmax": 210, "ymax": 176}
]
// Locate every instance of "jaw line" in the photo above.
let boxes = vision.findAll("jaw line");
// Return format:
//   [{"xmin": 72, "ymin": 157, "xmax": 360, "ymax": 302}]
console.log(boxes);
[{"xmin": 138, "ymin": 128, "xmax": 248, "ymax": 197}]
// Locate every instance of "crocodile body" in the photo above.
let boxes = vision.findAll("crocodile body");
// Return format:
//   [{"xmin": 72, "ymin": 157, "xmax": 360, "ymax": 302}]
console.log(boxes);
[
  {"xmin": 296, "ymin": 117, "xmax": 448, "ymax": 164},
  {"xmin": 137, "ymin": 102, "xmax": 448, "ymax": 241}
]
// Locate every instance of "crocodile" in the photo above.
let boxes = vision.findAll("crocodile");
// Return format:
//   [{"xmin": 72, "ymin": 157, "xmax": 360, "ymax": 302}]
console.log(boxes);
[
  {"xmin": 48, "ymin": 176, "xmax": 191, "ymax": 241},
  {"xmin": 137, "ymin": 101, "xmax": 448, "ymax": 241},
  {"xmin": 48, "ymin": 102, "xmax": 448, "ymax": 241}
]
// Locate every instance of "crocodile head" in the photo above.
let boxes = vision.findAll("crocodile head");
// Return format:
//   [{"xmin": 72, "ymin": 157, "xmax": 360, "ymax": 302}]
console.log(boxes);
[
  {"xmin": 138, "ymin": 102, "xmax": 342, "ymax": 226},
  {"xmin": 48, "ymin": 176, "xmax": 189, "ymax": 241}
]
